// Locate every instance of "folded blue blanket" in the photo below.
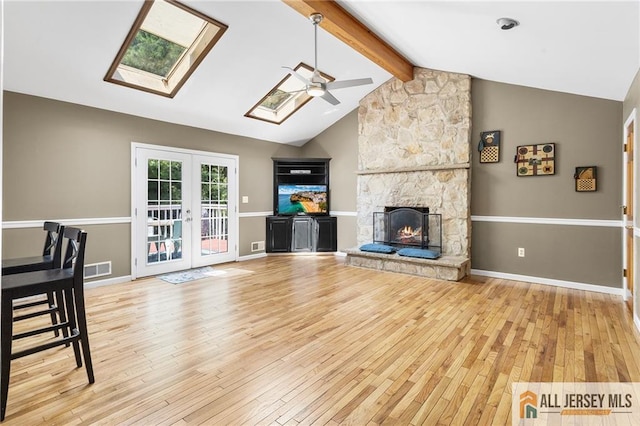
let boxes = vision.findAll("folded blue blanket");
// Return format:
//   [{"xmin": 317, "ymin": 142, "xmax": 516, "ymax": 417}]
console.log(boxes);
[
  {"xmin": 397, "ymin": 248, "xmax": 441, "ymax": 259},
  {"xmin": 359, "ymin": 243, "xmax": 397, "ymax": 254}
]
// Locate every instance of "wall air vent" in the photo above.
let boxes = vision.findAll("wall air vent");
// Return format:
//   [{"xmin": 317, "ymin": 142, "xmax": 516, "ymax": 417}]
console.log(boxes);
[{"xmin": 84, "ymin": 261, "xmax": 112, "ymax": 279}]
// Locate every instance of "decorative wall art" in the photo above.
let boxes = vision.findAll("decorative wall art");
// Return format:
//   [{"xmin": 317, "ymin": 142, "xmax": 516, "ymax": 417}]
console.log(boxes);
[
  {"xmin": 514, "ymin": 143, "xmax": 556, "ymax": 176},
  {"xmin": 478, "ymin": 130, "xmax": 501, "ymax": 163},
  {"xmin": 574, "ymin": 166, "xmax": 597, "ymax": 192}
]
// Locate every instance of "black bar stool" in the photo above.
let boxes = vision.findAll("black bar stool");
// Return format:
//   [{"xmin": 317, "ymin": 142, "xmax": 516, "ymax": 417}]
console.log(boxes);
[{"xmin": 1, "ymin": 227, "xmax": 94, "ymax": 421}]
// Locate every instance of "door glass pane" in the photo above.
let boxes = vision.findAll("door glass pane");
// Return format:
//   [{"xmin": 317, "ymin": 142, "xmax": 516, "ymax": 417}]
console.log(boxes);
[
  {"xmin": 147, "ymin": 158, "xmax": 183, "ymax": 264},
  {"xmin": 148, "ymin": 181, "xmax": 158, "ymax": 200},
  {"xmin": 200, "ymin": 163, "xmax": 228, "ymax": 255},
  {"xmin": 160, "ymin": 181, "xmax": 170, "ymax": 200},
  {"xmin": 202, "ymin": 164, "xmax": 210, "ymax": 183},
  {"xmin": 171, "ymin": 161, "xmax": 182, "ymax": 180},
  {"xmin": 148, "ymin": 160, "xmax": 158, "ymax": 179},
  {"xmin": 159, "ymin": 160, "xmax": 170, "ymax": 179}
]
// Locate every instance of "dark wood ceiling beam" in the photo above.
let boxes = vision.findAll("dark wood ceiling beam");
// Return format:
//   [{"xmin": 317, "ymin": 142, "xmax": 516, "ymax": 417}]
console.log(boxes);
[{"xmin": 282, "ymin": 0, "xmax": 414, "ymax": 82}]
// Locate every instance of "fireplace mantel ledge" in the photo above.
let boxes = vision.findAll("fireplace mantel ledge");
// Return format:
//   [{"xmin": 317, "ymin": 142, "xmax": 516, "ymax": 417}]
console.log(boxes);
[{"xmin": 355, "ymin": 163, "xmax": 470, "ymax": 175}]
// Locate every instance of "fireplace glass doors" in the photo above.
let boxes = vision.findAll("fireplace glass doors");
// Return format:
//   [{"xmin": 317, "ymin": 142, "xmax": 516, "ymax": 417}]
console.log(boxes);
[{"xmin": 373, "ymin": 207, "xmax": 442, "ymax": 252}]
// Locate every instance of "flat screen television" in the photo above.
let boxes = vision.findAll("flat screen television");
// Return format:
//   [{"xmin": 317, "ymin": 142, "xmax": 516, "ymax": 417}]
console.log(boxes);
[{"xmin": 277, "ymin": 184, "xmax": 328, "ymax": 215}]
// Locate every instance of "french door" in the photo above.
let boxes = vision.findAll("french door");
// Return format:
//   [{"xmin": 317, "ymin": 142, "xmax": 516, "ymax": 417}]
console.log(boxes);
[{"xmin": 132, "ymin": 145, "xmax": 237, "ymax": 278}]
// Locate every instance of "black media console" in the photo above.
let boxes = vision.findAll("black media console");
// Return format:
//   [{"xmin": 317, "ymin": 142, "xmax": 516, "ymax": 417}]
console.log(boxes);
[{"xmin": 266, "ymin": 158, "xmax": 337, "ymax": 253}]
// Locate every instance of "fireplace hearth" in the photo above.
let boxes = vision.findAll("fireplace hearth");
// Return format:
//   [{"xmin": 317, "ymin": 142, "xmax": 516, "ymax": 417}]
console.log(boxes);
[{"xmin": 373, "ymin": 207, "xmax": 441, "ymax": 252}]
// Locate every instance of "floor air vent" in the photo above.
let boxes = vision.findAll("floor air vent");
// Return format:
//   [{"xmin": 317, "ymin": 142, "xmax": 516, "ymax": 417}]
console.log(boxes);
[{"xmin": 84, "ymin": 261, "xmax": 112, "ymax": 279}]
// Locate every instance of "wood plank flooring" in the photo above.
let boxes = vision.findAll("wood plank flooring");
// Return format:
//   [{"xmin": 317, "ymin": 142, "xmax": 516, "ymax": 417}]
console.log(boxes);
[{"xmin": 4, "ymin": 255, "xmax": 640, "ymax": 425}]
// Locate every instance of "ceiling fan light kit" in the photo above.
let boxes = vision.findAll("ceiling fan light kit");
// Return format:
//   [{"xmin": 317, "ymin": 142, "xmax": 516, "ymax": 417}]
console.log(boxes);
[
  {"xmin": 307, "ymin": 85, "xmax": 326, "ymax": 97},
  {"xmin": 282, "ymin": 12, "xmax": 373, "ymax": 105}
]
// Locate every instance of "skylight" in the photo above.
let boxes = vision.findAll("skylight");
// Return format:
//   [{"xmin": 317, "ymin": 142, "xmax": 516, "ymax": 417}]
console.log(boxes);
[
  {"xmin": 105, "ymin": 0, "xmax": 227, "ymax": 98},
  {"xmin": 245, "ymin": 63, "xmax": 334, "ymax": 125}
]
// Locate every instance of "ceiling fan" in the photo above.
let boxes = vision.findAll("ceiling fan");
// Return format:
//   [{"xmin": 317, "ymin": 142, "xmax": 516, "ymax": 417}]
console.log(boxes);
[{"xmin": 283, "ymin": 13, "xmax": 373, "ymax": 106}]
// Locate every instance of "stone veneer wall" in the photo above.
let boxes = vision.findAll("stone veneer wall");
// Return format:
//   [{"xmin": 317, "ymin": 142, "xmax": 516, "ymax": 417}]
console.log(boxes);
[{"xmin": 357, "ymin": 68, "xmax": 472, "ymax": 258}]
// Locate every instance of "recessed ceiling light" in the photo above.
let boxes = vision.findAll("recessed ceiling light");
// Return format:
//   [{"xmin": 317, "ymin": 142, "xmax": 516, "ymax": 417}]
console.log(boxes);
[{"xmin": 497, "ymin": 17, "xmax": 519, "ymax": 30}]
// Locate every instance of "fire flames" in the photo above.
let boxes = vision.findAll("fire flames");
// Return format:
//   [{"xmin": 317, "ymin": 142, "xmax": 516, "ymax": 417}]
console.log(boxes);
[{"xmin": 396, "ymin": 226, "xmax": 422, "ymax": 242}]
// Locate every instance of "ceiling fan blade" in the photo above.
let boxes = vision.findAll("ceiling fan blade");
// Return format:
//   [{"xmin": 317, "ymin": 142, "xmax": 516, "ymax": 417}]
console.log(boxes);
[
  {"xmin": 325, "ymin": 78, "xmax": 373, "ymax": 90},
  {"xmin": 282, "ymin": 66, "xmax": 311, "ymax": 85},
  {"xmin": 286, "ymin": 88, "xmax": 308, "ymax": 94},
  {"xmin": 320, "ymin": 91, "xmax": 340, "ymax": 105}
]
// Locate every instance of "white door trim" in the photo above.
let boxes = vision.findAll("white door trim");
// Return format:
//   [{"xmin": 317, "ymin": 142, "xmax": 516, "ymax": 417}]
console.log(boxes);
[{"xmin": 623, "ymin": 109, "xmax": 637, "ymax": 331}]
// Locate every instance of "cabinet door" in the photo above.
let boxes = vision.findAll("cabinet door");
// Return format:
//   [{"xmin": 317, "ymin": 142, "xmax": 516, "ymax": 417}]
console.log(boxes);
[
  {"xmin": 266, "ymin": 217, "xmax": 291, "ymax": 252},
  {"xmin": 292, "ymin": 217, "xmax": 314, "ymax": 252},
  {"xmin": 315, "ymin": 216, "xmax": 337, "ymax": 252}
]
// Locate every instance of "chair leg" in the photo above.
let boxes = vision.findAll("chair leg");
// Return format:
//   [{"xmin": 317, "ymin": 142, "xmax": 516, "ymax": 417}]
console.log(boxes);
[
  {"xmin": 55, "ymin": 289, "xmax": 70, "ymax": 347},
  {"xmin": 1, "ymin": 293, "xmax": 14, "ymax": 421},
  {"xmin": 46, "ymin": 291, "xmax": 60, "ymax": 337},
  {"xmin": 73, "ymin": 288, "xmax": 95, "ymax": 384},
  {"xmin": 64, "ymin": 288, "xmax": 82, "ymax": 368}
]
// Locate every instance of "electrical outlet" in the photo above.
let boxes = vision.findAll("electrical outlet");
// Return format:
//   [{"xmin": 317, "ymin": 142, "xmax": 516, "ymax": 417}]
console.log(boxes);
[
  {"xmin": 518, "ymin": 247, "xmax": 525, "ymax": 257},
  {"xmin": 242, "ymin": 196, "xmax": 249, "ymax": 204}
]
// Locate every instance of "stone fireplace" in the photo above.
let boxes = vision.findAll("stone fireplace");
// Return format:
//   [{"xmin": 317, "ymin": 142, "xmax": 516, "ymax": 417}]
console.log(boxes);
[{"xmin": 344, "ymin": 67, "xmax": 471, "ymax": 281}]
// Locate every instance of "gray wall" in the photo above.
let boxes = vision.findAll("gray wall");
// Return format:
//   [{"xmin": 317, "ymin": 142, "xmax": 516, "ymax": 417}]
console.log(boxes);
[
  {"xmin": 3, "ymin": 91, "xmax": 299, "ymax": 278},
  {"xmin": 302, "ymin": 109, "xmax": 359, "ymax": 250},
  {"xmin": 471, "ymin": 79, "xmax": 623, "ymax": 288}
]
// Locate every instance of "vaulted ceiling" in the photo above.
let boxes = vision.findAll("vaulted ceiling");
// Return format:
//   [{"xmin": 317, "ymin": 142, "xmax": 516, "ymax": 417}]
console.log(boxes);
[{"xmin": 3, "ymin": 1, "xmax": 638, "ymax": 146}]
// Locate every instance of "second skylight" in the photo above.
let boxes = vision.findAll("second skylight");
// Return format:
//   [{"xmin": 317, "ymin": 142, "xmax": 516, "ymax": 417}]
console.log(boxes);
[{"xmin": 245, "ymin": 63, "xmax": 334, "ymax": 125}]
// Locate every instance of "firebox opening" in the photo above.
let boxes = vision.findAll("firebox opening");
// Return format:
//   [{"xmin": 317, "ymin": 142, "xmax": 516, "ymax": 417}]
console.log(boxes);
[{"xmin": 372, "ymin": 207, "xmax": 442, "ymax": 252}]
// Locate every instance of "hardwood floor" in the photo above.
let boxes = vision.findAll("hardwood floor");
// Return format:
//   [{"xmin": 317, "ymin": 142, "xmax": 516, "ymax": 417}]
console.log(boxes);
[{"xmin": 4, "ymin": 255, "xmax": 640, "ymax": 425}]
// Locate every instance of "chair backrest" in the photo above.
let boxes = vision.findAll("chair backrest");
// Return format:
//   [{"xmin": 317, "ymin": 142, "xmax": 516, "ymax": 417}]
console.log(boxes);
[
  {"xmin": 61, "ymin": 227, "xmax": 87, "ymax": 285},
  {"xmin": 42, "ymin": 221, "xmax": 65, "ymax": 268}
]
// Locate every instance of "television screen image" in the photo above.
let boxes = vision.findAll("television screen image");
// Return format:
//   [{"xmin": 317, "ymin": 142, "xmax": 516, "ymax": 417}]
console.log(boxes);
[{"xmin": 278, "ymin": 184, "xmax": 328, "ymax": 214}]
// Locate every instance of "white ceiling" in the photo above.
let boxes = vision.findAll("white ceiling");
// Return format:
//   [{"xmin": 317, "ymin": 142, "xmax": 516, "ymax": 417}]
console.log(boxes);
[{"xmin": 3, "ymin": 1, "xmax": 639, "ymax": 146}]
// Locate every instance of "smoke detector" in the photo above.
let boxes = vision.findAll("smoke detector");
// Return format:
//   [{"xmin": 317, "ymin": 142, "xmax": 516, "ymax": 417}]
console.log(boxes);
[{"xmin": 497, "ymin": 17, "xmax": 519, "ymax": 30}]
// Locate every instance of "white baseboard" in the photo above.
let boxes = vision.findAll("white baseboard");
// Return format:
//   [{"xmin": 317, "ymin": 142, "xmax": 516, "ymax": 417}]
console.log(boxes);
[
  {"xmin": 83, "ymin": 255, "xmax": 269, "ymax": 287},
  {"xmin": 470, "ymin": 269, "xmax": 623, "ymax": 296},
  {"xmin": 238, "ymin": 252, "xmax": 268, "ymax": 261},
  {"xmin": 635, "ymin": 314, "xmax": 640, "ymax": 333},
  {"xmin": 625, "ymin": 289, "xmax": 633, "ymax": 300},
  {"xmin": 84, "ymin": 275, "xmax": 132, "ymax": 289}
]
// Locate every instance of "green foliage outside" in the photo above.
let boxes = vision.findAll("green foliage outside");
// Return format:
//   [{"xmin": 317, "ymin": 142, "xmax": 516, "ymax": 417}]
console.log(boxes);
[
  {"xmin": 261, "ymin": 89, "xmax": 292, "ymax": 110},
  {"xmin": 122, "ymin": 30, "xmax": 186, "ymax": 77},
  {"xmin": 147, "ymin": 160, "xmax": 228, "ymax": 204},
  {"xmin": 201, "ymin": 164, "xmax": 228, "ymax": 203},
  {"xmin": 148, "ymin": 159, "xmax": 183, "ymax": 202}
]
